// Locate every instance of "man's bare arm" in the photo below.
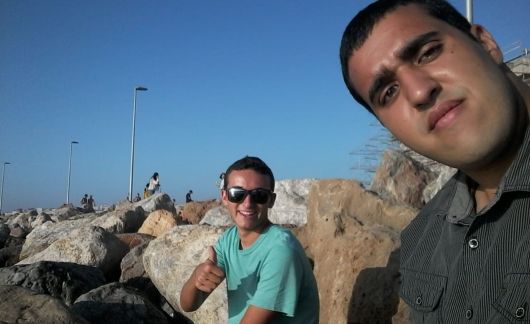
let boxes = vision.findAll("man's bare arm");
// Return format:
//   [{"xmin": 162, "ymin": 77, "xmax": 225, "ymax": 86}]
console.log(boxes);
[
  {"xmin": 240, "ymin": 305, "xmax": 279, "ymax": 324},
  {"xmin": 180, "ymin": 246, "xmax": 225, "ymax": 312}
]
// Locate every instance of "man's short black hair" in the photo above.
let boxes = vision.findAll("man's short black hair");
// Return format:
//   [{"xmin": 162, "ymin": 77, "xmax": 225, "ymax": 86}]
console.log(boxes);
[
  {"xmin": 339, "ymin": 0, "xmax": 473, "ymax": 114},
  {"xmin": 224, "ymin": 156, "xmax": 275, "ymax": 191}
]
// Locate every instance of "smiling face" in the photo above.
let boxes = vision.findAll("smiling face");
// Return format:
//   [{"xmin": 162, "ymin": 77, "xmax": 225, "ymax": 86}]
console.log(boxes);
[
  {"xmin": 222, "ymin": 169, "xmax": 275, "ymax": 236},
  {"xmin": 347, "ymin": 4, "xmax": 522, "ymax": 173}
]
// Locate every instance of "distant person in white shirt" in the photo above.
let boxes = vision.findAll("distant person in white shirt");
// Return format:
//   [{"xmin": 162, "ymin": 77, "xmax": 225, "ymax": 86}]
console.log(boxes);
[{"xmin": 147, "ymin": 172, "xmax": 160, "ymax": 196}]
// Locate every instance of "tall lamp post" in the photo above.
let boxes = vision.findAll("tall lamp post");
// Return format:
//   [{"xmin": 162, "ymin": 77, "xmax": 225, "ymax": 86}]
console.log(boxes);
[
  {"xmin": 66, "ymin": 141, "xmax": 79, "ymax": 205},
  {"xmin": 465, "ymin": 0, "xmax": 473, "ymax": 23},
  {"xmin": 0, "ymin": 162, "xmax": 11, "ymax": 214},
  {"xmin": 128, "ymin": 86, "xmax": 148, "ymax": 201}
]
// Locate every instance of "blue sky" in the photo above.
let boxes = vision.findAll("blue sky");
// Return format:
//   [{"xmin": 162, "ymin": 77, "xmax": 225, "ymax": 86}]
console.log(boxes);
[{"xmin": 1, "ymin": 0, "xmax": 529, "ymax": 211}]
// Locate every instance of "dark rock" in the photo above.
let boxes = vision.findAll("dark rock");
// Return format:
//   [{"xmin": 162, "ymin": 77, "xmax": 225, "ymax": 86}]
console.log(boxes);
[
  {"xmin": 0, "ymin": 285, "xmax": 90, "ymax": 323},
  {"xmin": 0, "ymin": 236, "xmax": 24, "ymax": 267},
  {"xmin": 72, "ymin": 282, "xmax": 172, "ymax": 324},
  {"xmin": 0, "ymin": 261, "xmax": 106, "ymax": 305}
]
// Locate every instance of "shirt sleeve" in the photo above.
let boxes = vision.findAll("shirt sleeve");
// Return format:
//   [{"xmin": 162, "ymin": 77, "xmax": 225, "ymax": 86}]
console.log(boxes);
[{"xmin": 248, "ymin": 245, "xmax": 303, "ymax": 317}]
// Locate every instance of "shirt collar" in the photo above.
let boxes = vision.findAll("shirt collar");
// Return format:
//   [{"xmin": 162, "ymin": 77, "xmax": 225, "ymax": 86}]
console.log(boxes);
[{"xmin": 445, "ymin": 123, "xmax": 530, "ymax": 223}]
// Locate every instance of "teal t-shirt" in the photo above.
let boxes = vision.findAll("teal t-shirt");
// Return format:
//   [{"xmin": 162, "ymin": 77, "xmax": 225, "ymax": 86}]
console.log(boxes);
[{"xmin": 215, "ymin": 224, "xmax": 319, "ymax": 324}]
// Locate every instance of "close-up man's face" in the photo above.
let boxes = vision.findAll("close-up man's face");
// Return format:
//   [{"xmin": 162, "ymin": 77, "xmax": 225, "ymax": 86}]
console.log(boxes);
[
  {"xmin": 347, "ymin": 4, "xmax": 520, "ymax": 171},
  {"xmin": 221, "ymin": 169, "xmax": 275, "ymax": 233}
]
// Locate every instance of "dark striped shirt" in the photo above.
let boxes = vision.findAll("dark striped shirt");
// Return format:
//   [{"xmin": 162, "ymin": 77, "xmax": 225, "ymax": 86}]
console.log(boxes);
[{"xmin": 400, "ymin": 124, "xmax": 530, "ymax": 323}]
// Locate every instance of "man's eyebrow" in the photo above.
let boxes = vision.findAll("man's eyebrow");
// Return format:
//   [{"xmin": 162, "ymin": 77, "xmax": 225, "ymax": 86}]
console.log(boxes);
[
  {"xmin": 397, "ymin": 31, "xmax": 440, "ymax": 61},
  {"xmin": 367, "ymin": 31, "xmax": 440, "ymax": 106}
]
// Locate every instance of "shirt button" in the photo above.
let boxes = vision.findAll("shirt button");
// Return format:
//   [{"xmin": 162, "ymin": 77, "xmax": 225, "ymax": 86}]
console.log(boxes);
[
  {"xmin": 465, "ymin": 308, "xmax": 473, "ymax": 320},
  {"xmin": 468, "ymin": 238, "xmax": 479, "ymax": 249},
  {"xmin": 415, "ymin": 296, "xmax": 423, "ymax": 305},
  {"xmin": 516, "ymin": 307, "xmax": 525, "ymax": 318}
]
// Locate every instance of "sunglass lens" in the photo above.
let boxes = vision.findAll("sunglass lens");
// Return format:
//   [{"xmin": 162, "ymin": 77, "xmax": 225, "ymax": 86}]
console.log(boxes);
[
  {"xmin": 250, "ymin": 189, "xmax": 270, "ymax": 204},
  {"xmin": 228, "ymin": 188, "xmax": 246, "ymax": 203}
]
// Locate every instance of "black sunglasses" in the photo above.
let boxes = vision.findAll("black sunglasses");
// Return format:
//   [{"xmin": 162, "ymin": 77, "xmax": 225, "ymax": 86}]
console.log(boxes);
[{"xmin": 226, "ymin": 187, "xmax": 273, "ymax": 204}]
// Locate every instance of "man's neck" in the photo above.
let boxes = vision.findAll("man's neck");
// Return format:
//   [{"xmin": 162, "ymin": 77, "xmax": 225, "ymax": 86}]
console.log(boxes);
[
  {"xmin": 238, "ymin": 220, "xmax": 271, "ymax": 249},
  {"xmin": 470, "ymin": 72, "xmax": 530, "ymax": 212}
]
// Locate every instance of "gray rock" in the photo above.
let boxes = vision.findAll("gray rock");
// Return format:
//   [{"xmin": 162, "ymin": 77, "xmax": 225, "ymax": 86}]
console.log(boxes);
[
  {"xmin": 0, "ymin": 285, "xmax": 90, "ymax": 323},
  {"xmin": 269, "ymin": 179, "xmax": 316, "ymax": 226},
  {"xmin": 72, "ymin": 282, "xmax": 171, "ymax": 324},
  {"xmin": 17, "ymin": 226, "xmax": 129, "ymax": 280},
  {"xmin": 20, "ymin": 214, "xmax": 98, "ymax": 260},
  {"xmin": 120, "ymin": 241, "xmax": 152, "ymax": 283},
  {"xmin": 199, "ymin": 205, "xmax": 233, "ymax": 226},
  {"xmin": 0, "ymin": 261, "xmax": 106, "ymax": 305},
  {"xmin": 143, "ymin": 225, "xmax": 228, "ymax": 324},
  {"xmin": 90, "ymin": 206, "xmax": 145, "ymax": 234}
]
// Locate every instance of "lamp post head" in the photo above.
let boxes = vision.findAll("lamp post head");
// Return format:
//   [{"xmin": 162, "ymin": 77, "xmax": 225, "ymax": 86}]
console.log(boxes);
[
  {"xmin": 135, "ymin": 86, "xmax": 148, "ymax": 91},
  {"xmin": 3, "ymin": 162, "xmax": 10, "ymax": 166},
  {"xmin": 71, "ymin": 141, "xmax": 79, "ymax": 144}
]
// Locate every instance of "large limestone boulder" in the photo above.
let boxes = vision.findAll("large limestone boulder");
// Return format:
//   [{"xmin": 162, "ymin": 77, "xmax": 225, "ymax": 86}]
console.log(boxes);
[
  {"xmin": 181, "ymin": 200, "xmax": 220, "ymax": 224},
  {"xmin": 0, "ymin": 261, "xmax": 106, "ymax": 305},
  {"xmin": 116, "ymin": 192, "xmax": 177, "ymax": 216},
  {"xmin": 20, "ymin": 214, "xmax": 98, "ymax": 260},
  {"xmin": 294, "ymin": 179, "xmax": 417, "ymax": 324},
  {"xmin": 0, "ymin": 285, "xmax": 90, "ymax": 323},
  {"xmin": 269, "ymin": 178, "xmax": 316, "ymax": 226},
  {"xmin": 52, "ymin": 204, "xmax": 83, "ymax": 222},
  {"xmin": 72, "ymin": 282, "xmax": 172, "ymax": 324},
  {"xmin": 143, "ymin": 225, "xmax": 228, "ymax": 324},
  {"xmin": 120, "ymin": 240, "xmax": 153, "ymax": 283},
  {"xmin": 371, "ymin": 150, "xmax": 435, "ymax": 209},
  {"xmin": 138, "ymin": 209, "xmax": 178, "ymax": 237},
  {"xmin": 90, "ymin": 206, "xmax": 145, "ymax": 234},
  {"xmin": 17, "ymin": 226, "xmax": 129, "ymax": 280},
  {"xmin": 200, "ymin": 205, "xmax": 233, "ymax": 227}
]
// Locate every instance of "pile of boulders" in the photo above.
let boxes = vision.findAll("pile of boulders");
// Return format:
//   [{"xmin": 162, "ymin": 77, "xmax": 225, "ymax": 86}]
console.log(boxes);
[{"xmin": 0, "ymin": 154, "xmax": 449, "ymax": 323}]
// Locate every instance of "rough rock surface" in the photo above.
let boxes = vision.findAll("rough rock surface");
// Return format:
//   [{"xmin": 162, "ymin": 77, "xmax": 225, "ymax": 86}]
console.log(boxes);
[
  {"xmin": 181, "ymin": 200, "xmax": 220, "ymax": 224},
  {"xmin": 200, "ymin": 205, "xmax": 233, "ymax": 227},
  {"xmin": 115, "ymin": 232, "xmax": 154, "ymax": 249},
  {"xmin": 269, "ymin": 178, "xmax": 316, "ymax": 226},
  {"xmin": 143, "ymin": 225, "xmax": 228, "ymax": 324},
  {"xmin": 0, "ymin": 284, "xmax": 90, "ymax": 323},
  {"xmin": 17, "ymin": 226, "xmax": 129, "ymax": 280},
  {"xmin": 138, "ymin": 209, "xmax": 178, "ymax": 236},
  {"xmin": 116, "ymin": 192, "xmax": 177, "ymax": 215},
  {"xmin": 52, "ymin": 204, "xmax": 83, "ymax": 222},
  {"xmin": 20, "ymin": 214, "xmax": 98, "ymax": 260},
  {"xmin": 371, "ymin": 150, "xmax": 435, "ymax": 209},
  {"xmin": 90, "ymin": 206, "xmax": 145, "ymax": 234},
  {"xmin": 0, "ymin": 222, "xmax": 9, "ymax": 247},
  {"xmin": 120, "ymin": 240, "xmax": 152, "ymax": 283},
  {"xmin": 0, "ymin": 261, "xmax": 106, "ymax": 305},
  {"xmin": 0, "ymin": 236, "xmax": 24, "ymax": 267},
  {"xmin": 72, "ymin": 282, "xmax": 172, "ymax": 324},
  {"xmin": 294, "ymin": 179, "xmax": 417, "ymax": 324}
]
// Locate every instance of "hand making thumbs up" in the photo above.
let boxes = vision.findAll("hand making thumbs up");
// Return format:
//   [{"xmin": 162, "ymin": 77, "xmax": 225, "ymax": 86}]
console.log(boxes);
[{"xmin": 193, "ymin": 245, "xmax": 225, "ymax": 293}]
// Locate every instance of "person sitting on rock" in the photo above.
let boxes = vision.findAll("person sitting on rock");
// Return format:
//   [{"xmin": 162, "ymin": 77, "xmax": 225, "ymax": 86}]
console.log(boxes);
[
  {"xmin": 80, "ymin": 194, "xmax": 88, "ymax": 209},
  {"xmin": 180, "ymin": 156, "xmax": 319, "ymax": 323},
  {"xmin": 185, "ymin": 190, "xmax": 193, "ymax": 203},
  {"xmin": 147, "ymin": 172, "xmax": 160, "ymax": 196},
  {"xmin": 133, "ymin": 193, "xmax": 141, "ymax": 202},
  {"xmin": 86, "ymin": 195, "xmax": 95, "ymax": 212}
]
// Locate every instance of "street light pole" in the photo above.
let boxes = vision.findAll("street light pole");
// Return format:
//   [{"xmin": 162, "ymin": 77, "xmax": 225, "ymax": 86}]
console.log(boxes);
[
  {"xmin": 465, "ymin": 0, "xmax": 473, "ymax": 23},
  {"xmin": 0, "ymin": 162, "xmax": 11, "ymax": 214},
  {"xmin": 128, "ymin": 86, "xmax": 148, "ymax": 201},
  {"xmin": 66, "ymin": 141, "xmax": 79, "ymax": 205}
]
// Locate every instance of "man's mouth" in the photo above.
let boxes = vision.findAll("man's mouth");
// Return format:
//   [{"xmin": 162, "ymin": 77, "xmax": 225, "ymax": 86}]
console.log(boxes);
[{"xmin": 427, "ymin": 99, "xmax": 463, "ymax": 131}]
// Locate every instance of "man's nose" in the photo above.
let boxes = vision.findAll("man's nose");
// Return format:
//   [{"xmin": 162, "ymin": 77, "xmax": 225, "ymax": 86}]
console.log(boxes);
[{"xmin": 400, "ymin": 67, "xmax": 440, "ymax": 110}]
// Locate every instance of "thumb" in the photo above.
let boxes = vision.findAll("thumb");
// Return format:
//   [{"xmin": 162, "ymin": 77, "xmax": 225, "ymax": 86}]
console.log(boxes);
[{"xmin": 207, "ymin": 245, "xmax": 217, "ymax": 264}]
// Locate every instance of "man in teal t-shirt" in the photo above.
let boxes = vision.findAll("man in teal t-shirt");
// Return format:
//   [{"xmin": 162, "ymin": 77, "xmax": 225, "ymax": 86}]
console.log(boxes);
[{"xmin": 180, "ymin": 156, "xmax": 319, "ymax": 323}]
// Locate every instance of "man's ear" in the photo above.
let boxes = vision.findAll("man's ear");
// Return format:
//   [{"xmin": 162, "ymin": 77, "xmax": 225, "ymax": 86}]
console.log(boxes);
[
  {"xmin": 268, "ymin": 193, "xmax": 276, "ymax": 208},
  {"xmin": 221, "ymin": 189, "xmax": 229, "ymax": 207},
  {"xmin": 470, "ymin": 24, "xmax": 503, "ymax": 64}
]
